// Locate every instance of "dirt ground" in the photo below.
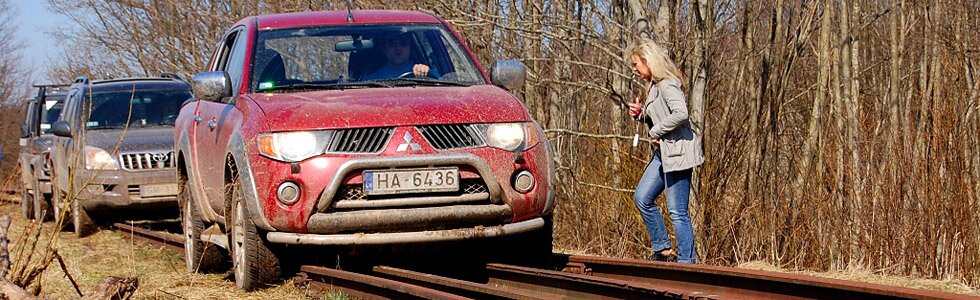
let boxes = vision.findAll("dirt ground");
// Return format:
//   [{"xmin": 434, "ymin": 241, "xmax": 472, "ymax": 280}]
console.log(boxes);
[
  {"xmin": 1, "ymin": 192, "xmax": 976, "ymax": 299},
  {"xmin": 0, "ymin": 199, "xmax": 314, "ymax": 299}
]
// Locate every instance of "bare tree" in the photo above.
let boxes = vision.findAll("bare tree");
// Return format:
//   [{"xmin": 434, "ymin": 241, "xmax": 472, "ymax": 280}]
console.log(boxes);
[
  {"xmin": 0, "ymin": 0, "xmax": 31, "ymax": 179},
  {"xmin": 36, "ymin": 0, "xmax": 980, "ymax": 288}
]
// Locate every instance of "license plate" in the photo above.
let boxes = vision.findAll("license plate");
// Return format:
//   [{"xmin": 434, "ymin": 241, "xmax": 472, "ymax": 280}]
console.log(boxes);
[
  {"xmin": 140, "ymin": 183, "xmax": 178, "ymax": 197},
  {"xmin": 363, "ymin": 167, "xmax": 459, "ymax": 195}
]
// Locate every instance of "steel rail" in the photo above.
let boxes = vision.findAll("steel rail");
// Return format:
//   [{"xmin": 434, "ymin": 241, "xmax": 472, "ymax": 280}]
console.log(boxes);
[
  {"xmin": 371, "ymin": 265, "xmax": 553, "ymax": 300},
  {"xmin": 111, "ymin": 223, "xmax": 185, "ymax": 255},
  {"xmin": 562, "ymin": 255, "xmax": 979, "ymax": 300},
  {"xmin": 487, "ymin": 263, "xmax": 713, "ymax": 299},
  {"xmin": 295, "ymin": 265, "xmax": 469, "ymax": 300},
  {"xmin": 103, "ymin": 224, "xmax": 977, "ymax": 299}
]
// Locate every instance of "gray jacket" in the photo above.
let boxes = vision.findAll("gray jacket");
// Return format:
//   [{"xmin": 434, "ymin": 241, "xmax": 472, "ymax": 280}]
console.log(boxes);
[{"xmin": 639, "ymin": 78, "xmax": 705, "ymax": 172}]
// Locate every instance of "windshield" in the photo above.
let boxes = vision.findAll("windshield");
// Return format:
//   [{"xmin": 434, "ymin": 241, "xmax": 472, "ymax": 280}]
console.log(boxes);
[
  {"xmin": 251, "ymin": 24, "xmax": 486, "ymax": 92},
  {"xmin": 40, "ymin": 99, "xmax": 64, "ymax": 134},
  {"xmin": 81, "ymin": 89, "xmax": 190, "ymax": 129}
]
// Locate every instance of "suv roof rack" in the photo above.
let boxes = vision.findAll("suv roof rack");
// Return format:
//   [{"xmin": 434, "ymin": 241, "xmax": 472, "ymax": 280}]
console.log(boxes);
[
  {"xmin": 33, "ymin": 84, "xmax": 71, "ymax": 98},
  {"xmin": 32, "ymin": 84, "xmax": 70, "ymax": 88}
]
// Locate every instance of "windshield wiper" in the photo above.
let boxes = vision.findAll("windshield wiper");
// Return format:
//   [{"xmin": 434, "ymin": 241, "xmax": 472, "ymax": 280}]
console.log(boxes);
[
  {"xmin": 86, "ymin": 125, "xmax": 127, "ymax": 130},
  {"xmin": 261, "ymin": 81, "xmax": 391, "ymax": 92},
  {"xmin": 374, "ymin": 78, "xmax": 472, "ymax": 87}
]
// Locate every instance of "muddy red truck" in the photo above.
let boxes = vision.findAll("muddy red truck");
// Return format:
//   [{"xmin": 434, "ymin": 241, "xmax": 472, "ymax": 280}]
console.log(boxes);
[{"xmin": 175, "ymin": 10, "xmax": 555, "ymax": 290}]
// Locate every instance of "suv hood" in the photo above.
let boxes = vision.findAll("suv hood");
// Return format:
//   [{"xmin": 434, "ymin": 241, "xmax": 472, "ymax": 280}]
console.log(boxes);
[
  {"xmin": 247, "ymin": 85, "xmax": 530, "ymax": 131},
  {"xmin": 83, "ymin": 127, "xmax": 175, "ymax": 153}
]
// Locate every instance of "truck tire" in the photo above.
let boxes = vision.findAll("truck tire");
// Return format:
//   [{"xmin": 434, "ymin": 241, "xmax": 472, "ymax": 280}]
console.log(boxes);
[
  {"xmin": 502, "ymin": 214, "xmax": 554, "ymax": 267},
  {"xmin": 181, "ymin": 182, "xmax": 223, "ymax": 273},
  {"xmin": 229, "ymin": 176, "xmax": 281, "ymax": 291}
]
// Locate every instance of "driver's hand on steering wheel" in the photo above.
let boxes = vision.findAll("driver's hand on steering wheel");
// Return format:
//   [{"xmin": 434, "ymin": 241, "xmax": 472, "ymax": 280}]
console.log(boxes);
[{"xmin": 413, "ymin": 64, "xmax": 430, "ymax": 77}]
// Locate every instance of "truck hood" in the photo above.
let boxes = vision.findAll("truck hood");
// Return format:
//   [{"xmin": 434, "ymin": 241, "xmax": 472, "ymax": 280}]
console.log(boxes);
[
  {"xmin": 83, "ymin": 127, "xmax": 175, "ymax": 153},
  {"xmin": 246, "ymin": 85, "xmax": 530, "ymax": 131}
]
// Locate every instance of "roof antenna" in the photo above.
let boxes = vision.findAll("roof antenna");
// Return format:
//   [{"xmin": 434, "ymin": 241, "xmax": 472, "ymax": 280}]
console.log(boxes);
[{"xmin": 345, "ymin": 0, "xmax": 354, "ymax": 23}]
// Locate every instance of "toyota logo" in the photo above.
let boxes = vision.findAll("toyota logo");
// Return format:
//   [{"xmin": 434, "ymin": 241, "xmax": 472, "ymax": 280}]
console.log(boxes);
[{"xmin": 151, "ymin": 153, "xmax": 169, "ymax": 162}]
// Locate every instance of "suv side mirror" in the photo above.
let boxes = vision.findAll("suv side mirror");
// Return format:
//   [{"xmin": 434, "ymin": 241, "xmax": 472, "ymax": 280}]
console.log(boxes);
[
  {"xmin": 490, "ymin": 60, "xmax": 527, "ymax": 91},
  {"xmin": 192, "ymin": 71, "xmax": 232, "ymax": 102},
  {"xmin": 20, "ymin": 124, "xmax": 30, "ymax": 138},
  {"xmin": 52, "ymin": 121, "xmax": 72, "ymax": 137}
]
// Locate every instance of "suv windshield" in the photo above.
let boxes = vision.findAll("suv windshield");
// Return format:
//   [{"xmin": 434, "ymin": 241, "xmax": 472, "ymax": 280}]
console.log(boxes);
[
  {"xmin": 81, "ymin": 89, "xmax": 190, "ymax": 129},
  {"xmin": 40, "ymin": 99, "xmax": 64, "ymax": 134},
  {"xmin": 251, "ymin": 24, "xmax": 485, "ymax": 92}
]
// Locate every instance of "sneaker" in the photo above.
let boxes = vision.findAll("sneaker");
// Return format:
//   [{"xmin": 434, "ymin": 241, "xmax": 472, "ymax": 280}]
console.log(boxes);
[{"xmin": 648, "ymin": 250, "xmax": 678, "ymax": 262}]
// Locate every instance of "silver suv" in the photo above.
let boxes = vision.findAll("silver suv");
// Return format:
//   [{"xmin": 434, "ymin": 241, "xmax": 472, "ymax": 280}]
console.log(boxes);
[
  {"xmin": 18, "ymin": 84, "xmax": 67, "ymax": 220},
  {"xmin": 50, "ymin": 75, "xmax": 191, "ymax": 236}
]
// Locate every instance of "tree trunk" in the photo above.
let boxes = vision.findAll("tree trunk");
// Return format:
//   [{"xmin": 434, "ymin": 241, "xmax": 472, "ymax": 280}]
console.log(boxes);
[
  {"xmin": 0, "ymin": 278, "xmax": 35, "ymax": 300},
  {"xmin": 843, "ymin": 0, "xmax": 864, "ymax": 267},
  {"xmin": 793, "ymin": 0, "xmax": 832, "ymax": 255},
  {"xmin": 79, "ymin": 276, "xmax": 139, "ymax": 300},
  {"xmin": 654, "ymin": 0, "xmax": 675, "ymax": 45}
]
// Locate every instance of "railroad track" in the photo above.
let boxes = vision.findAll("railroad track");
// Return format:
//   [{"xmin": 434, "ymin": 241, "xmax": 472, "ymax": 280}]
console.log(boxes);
[
  {"xmin": 111, "ymin": 222, "xmax": 185, "ymax": 255},
  {"xmin": 111, "ymin": 223, "xmax": 976, "ymax": 299}
]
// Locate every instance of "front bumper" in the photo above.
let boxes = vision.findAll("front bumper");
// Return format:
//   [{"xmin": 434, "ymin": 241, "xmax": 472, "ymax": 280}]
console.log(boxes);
[
  {"xmin": 267, "ymin": 217, "xmax": 544, "ymax": 245},
  {"xmin": 74, "ymin": 168, "xmax": 178, "ymax": 211}
]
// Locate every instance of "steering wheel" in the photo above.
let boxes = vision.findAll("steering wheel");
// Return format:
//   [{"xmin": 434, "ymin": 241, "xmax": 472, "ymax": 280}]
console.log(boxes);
[{"xmin": 396, "ymin": 71, "xmax": 433, "ymax": 79}]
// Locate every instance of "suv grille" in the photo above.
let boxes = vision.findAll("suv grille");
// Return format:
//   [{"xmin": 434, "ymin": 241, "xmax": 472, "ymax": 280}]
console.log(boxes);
[
  {"xmin": 326, "ymin": 127, "xmax": 394, "ymax": 153},
  {"xmin": 416, "ymin": 124, "xmax": 485, "ymax": 150},
  {"xmin": 120, "ymin": 151, "xmax": 174, "ymax": 170}
]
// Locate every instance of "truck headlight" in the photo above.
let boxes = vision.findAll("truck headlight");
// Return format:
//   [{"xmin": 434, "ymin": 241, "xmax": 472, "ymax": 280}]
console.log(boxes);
[
  {"xmin": 84, "ymin": 146, "xmax": 118, "ymax": 170},
  {"xmin": 477, "ymin": 122, "xmax": 543, "ymax": 151},
  {"xmin": 257, "ymin": 131, "xmax": 333, "ymax": 162}
]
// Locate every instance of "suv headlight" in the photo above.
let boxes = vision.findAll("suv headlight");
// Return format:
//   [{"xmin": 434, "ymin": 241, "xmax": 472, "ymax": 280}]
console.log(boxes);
[
  {"xmin": 476, "ymin": 122, "xmax": 544, "ymax": 151},
  {"xmin": 84, "ymin": 146, "xmax": 119, "ymax": 170},
  {"xmin": 257, "ymin": 131, "xmax": 334, "ymax": 162}
]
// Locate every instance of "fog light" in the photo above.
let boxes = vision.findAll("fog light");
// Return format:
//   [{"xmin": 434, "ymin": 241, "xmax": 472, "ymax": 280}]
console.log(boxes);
[
  {"xmin": 277, "ymin": 182, "xmax": 300, "ymax": 205},
  {"xmin": 513, "ymin": 170, "xmax": 535, "ymax": 193}
]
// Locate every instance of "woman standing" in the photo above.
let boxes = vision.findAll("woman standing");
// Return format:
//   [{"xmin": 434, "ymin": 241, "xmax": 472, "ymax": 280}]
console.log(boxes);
[{"xmin": 627, "ymin": 39, "xmax": 704, "ymax": 263}]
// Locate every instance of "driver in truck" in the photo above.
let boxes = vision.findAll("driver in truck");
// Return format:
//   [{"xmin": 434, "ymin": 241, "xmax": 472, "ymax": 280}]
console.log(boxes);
[{"xmin": 362, "ymin": 33, "xmax": 439, "ymax": 80}]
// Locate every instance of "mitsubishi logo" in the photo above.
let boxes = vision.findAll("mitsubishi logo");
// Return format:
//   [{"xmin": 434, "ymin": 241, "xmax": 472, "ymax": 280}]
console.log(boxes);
[{"xmin": 396, "ymin": 132, "xmax": 422, "ymax": 152}]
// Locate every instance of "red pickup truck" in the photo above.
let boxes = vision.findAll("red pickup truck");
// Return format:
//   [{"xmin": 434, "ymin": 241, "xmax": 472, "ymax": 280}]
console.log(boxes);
[{"xmin": 176, "ymin": 10, "xmax": 554, "ymax": 290}]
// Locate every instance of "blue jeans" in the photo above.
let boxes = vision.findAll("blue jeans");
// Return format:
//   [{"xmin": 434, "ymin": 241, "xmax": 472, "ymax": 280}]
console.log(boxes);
[{"xmin": 633, "ymin": 152, "xmax": 696, "ymax": 263}]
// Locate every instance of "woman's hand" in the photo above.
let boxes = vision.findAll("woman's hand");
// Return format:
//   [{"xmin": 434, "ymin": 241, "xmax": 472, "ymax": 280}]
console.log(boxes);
[
  {"xmin": 413, "ymin": 64, "xmax": 430, "ymax": 77},
  {"xmin": 651, "ymin": 138, "xmax": 660, "ymax": 147},
  {"xmin": 628, "ymin": 96, "xmax": 643, "ymax": 118}
]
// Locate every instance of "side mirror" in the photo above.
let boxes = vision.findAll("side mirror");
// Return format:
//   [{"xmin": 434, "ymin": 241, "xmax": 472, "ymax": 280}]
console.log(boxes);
[
  {"xmin": 490, "ymin": 60, "xmax": 527, "ymax": 91},
  {"xmin": 19, "ymin": 124, "xmax": 30, "ymax": 138},
  {"xmin": 52, "ymin": 121, "xmax": 72, "ymax": 137},
  {"xmin": 192, "ymin": 71, "xmax": 232, "ymax": 102}
]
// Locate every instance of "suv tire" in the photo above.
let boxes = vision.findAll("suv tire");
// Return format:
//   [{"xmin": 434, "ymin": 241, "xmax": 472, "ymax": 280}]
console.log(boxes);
[
  {"xmin": 73, "ymin": 196, "xmax": 97, "ymax": 237},
  {"xmin": 230, "ymin": 176, "xmax": 281, "ymax": 291},
  {"xmin": 32, "ymin": 177, "xmax": 51, "ymax": 221},
  {"xmin": 52, "ymin": 186, "xmax": 71, "ymax": 231},
  {"xmin": 21, "ymin": 187, "xmax": 35, "ymax": 220},
  {"xmin": 181, "ymin": 182, "xmax": 223, "ymax": 273}
]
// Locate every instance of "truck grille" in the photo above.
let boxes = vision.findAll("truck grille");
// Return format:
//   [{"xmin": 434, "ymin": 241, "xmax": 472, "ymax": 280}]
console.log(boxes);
[
  {"xmin": 326, "ymin": 127, "xmax": 394, "ymax": 153},
  {"xmin": 416, "ymin": 124, "xmax": 485, "ymax": 150},
  {"xmin": 119, "ymin": 151, "xmax": 174, "ymax": 170}
]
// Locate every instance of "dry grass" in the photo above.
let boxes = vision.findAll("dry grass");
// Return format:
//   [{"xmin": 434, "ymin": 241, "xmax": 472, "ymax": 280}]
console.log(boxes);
[
  {"xmin": 737, "ymin": 261, "xmax": 980, "ymax": 297},
  {"xmin": 0, "ymin": 200, "xmax": 323, "ymax": 299}
]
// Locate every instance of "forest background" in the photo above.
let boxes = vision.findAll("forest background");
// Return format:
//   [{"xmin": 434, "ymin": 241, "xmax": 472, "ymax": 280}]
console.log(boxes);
[{"xmin": 0, "ymin": 0, "xmax": 976, "ymax": 289}]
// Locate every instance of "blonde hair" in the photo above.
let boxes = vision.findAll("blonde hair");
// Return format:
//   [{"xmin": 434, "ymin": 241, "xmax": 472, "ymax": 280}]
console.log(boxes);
[{"xmin": 629, "ymin": 39, "xmax": 686, "ymax": 90}]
